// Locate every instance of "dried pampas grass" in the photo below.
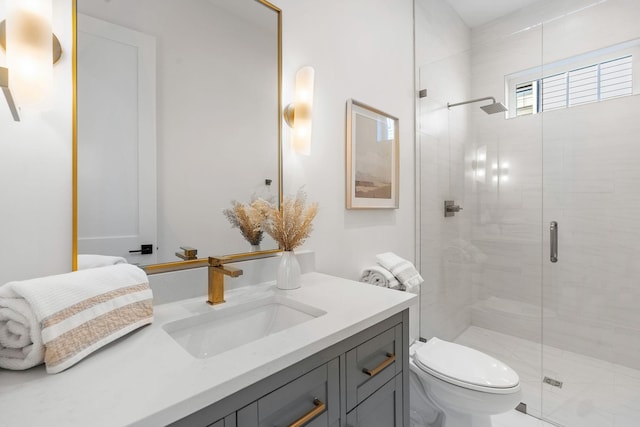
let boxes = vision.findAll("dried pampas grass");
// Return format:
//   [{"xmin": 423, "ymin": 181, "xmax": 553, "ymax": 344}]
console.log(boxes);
[
  {"xmin": 223, "ymin": 200, "xmax": 266, "ymax": 246},
  {"xmin": 256, "ymin": 189, "xmax": 318, "ymax": 252}
]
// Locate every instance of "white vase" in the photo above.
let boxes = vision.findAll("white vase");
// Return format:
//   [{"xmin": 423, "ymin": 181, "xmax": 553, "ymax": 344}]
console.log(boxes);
[
  {"xmin": 277, "ymin": 251, "xmax": 301, "ymax": 290},
  {"xmin": 250, "ymin": 244, "xmax": 261, "ymax": 252}
]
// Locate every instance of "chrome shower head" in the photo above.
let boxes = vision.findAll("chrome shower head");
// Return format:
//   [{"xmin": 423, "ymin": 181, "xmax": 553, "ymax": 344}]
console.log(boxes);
[
  {"xmin": 480, "ymin": 101, "xmax": 508, "ymax": 115},
  {"xmin": 447, "ymin": 96, "xmax": 508, "ymax": 115}
]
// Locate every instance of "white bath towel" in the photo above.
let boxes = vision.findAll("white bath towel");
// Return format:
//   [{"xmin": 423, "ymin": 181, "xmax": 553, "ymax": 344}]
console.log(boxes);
[
  {"xmin": 376, "ymin": 252, "xmax": 424, "ymax": 294},
  {"xmin": 77, "ymin": 254, "xmax": 128, "ymax": 270},
  {"xmin": 360, "ymin": 266, "xmax": 402, "ymax": 290},
  {"xmin": 0, "ymin": 264, "xmax": 153, "ymax": 374},
  {"xmin": 0, "ymin": 296, "xmax": 45, "ymax": 370}
]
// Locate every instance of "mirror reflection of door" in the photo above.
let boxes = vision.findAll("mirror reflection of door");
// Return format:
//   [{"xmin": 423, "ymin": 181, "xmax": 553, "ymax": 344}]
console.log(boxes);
[
  {"xmin": 77, "ymin": 15, "xmax": 158, "ymax": 265},
  {"xmin": 75, "ymin": 0, "xmax": 281, "ymax": 268}
]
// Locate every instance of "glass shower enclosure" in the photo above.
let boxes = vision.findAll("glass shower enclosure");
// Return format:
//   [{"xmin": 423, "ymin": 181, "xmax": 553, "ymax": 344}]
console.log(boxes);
[{"xmin": 415, "ymin": 0, "xmax": 640, "ymax": 425}]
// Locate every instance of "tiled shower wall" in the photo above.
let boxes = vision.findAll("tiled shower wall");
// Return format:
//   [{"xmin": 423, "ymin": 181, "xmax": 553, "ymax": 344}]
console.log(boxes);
[{"xmin": 468, "ymin": 0, "xmax": 640, "ymax": 370}]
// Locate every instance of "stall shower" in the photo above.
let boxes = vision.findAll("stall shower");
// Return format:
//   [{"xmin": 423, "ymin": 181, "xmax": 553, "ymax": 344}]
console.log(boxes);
[{"xmin": 415, "ymin": 0, "xmax": 640, "ymax": 425}]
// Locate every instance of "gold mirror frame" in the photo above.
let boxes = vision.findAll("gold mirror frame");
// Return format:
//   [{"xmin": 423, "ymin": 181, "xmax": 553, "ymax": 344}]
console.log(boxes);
[{"xmin": 71, "ymin": 0, "xmax": 283, "ymax": 274}]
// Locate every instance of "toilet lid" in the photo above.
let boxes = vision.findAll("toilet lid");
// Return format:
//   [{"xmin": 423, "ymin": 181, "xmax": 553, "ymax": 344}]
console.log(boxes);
[{"xmin": 414, "ymin": 338, "xmax": 520, "ymax": 391}]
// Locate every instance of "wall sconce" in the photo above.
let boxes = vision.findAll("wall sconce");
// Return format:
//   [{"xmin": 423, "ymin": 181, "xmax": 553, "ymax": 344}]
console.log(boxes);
[
  {"xmin": 0, "ymin": 0, "xmax": 62, "ymax": 122},
  {"xmin": 283, "ymin": 66, "xmax": 315, "ymax": 155}
]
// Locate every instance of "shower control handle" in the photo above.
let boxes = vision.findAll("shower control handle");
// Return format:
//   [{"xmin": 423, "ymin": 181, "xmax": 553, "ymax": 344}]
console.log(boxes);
[
  {"xmin": 550, "ymin": 221, "xmax": 558, "ymax": 263},
  {"xmin": 444, "ymin": 200, "xmax": 463, "ymax": 217}
]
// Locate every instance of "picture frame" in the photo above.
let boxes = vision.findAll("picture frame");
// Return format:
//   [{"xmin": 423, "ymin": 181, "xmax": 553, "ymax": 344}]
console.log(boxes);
[{"xmin": 346, "ymin": 99, "xmax": 399, "ymax": 209}]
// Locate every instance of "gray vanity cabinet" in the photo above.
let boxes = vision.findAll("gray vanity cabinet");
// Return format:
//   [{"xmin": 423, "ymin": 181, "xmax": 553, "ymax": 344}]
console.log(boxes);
[
  {"xmin": 346, "ymin": 323, "xmax": 403, "ymax": 412},
  {"xmin": 346, "ymin": 374, "xmax": 403, "ymax": 427},
  {"xmin": 172, "ymin": 309, "xmax": 409, "ymax": 427},
  {"xmin": 236, "ymin": 359, "xmax": 340, "ymax": 427}
]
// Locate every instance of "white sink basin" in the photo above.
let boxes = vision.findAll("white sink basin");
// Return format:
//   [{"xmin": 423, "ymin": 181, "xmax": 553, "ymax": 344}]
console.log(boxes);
[{"xmin": 163, "ymin": 295, "xmax": 326, "ymax": 358}]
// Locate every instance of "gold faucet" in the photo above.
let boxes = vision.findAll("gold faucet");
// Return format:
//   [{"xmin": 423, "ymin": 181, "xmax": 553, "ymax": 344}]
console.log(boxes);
[
  {"xmin": 206, "ymin": 250, "xmax": 282, "ymax": 305},
  {"xmin": 208, "ymin": 257, "xmax": 243, "ymax": 305}
]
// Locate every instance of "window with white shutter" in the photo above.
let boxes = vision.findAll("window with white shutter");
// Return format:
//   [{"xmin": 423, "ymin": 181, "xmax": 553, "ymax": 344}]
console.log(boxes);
[{"xmin": 506, "ymin": 53, "xmax": 634, "ymax": 118}]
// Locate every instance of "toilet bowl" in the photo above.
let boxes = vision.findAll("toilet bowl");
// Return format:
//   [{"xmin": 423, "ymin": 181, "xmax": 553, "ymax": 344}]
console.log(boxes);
[{"xmin": 409, "ymin": 338, "xmax": 522, "ymax": 427}]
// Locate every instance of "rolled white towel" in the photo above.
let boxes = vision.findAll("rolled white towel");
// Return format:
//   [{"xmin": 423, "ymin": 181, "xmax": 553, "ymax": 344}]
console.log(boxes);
[
  {"xmin": 0, "ymin": 296, "xmax": 44, "ymax": 370},
  {"xmin": 360, "ymin": 266, "xmax": 402, "ymax": 290},
  {"xmin": 376, "ymin": 252, "xmax": 424, "ymax": 294},
  {"xmin": 78, "ymin": 254, "xmax": 128, "ymax": 270},
  {"xmin": 0, "ymin": 264, "xmax": 153, "ymax": 374}
]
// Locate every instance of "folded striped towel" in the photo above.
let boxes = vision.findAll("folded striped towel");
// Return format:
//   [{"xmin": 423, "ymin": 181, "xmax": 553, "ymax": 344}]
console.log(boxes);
[
  {"xmin": 360, "ymin": 265, "xmax": 402, "ymax": 290},
  {"xmin": 0, "ymin": 264, "xmax": 153, "ymax": 374},
  {"xmin": 376, "ymin": 252, "xmax": 424, "ymax": 294},
  {"xmin": 77, "ymin": 254, "xmax": 128, "ymax": 270}
]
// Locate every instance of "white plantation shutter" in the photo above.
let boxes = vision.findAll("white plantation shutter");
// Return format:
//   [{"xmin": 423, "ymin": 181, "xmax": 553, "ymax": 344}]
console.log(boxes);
[
  {"xmin": 568, "ymin": 64, "xmax": 598, "ymax": 106},
  {"xmin": 542, "ymin": 73, "xmax": 567, "ymax": 111},
  {"xmin": 517, "ymin": 55, "xmax": 633, "ymax": 115},
  {"xmin": 600, "ymin": 55, "xmax": 633, "ymax": 100}
]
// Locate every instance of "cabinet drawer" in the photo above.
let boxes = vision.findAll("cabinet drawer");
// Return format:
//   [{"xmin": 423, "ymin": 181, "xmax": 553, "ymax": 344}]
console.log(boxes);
[
  {"xmin": 238, "ymin": 358, "xmax": 339, "ymax": 427},
  {"xmin": 346, "ymin": 373, "xmax": 403, "ymax": 427},
  {"xmin": 346, "ymin": 323, "xmax": 402, "ymax": 411}
]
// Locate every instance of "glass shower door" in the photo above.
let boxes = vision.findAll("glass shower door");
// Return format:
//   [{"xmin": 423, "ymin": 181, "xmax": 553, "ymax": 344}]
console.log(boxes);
[
  {"xmin": 541, "ymin": 1, "xmax": 640, "ymax": 425},
  {"xmin": 416, "ymin": 56, "xmax": 474, "ymax": 343}
]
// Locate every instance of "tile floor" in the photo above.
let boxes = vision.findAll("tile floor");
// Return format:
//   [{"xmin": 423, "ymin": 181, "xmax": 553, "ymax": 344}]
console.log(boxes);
[{"xmin": 456, "ymin": 326, "xmax": 640, "ymax": 427}]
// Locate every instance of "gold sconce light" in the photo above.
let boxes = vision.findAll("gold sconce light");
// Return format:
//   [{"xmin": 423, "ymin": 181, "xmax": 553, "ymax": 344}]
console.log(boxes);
[
  {"xmin": 0, "ymin": 0, "xmax": 63, "ymax": 122},
  {"xmin": 283, "ymin": 66, "xmax": 315, "ymax": 155}
]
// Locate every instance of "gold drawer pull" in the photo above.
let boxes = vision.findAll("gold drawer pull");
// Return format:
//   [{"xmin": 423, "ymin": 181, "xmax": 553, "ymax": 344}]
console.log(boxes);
[
  {"xmin": 362, "ymin": 353, "xmax": 396, "ymax": 377},
  {"xmin": 288, "ymin": 398, "xmax": 326, "ymax": 427}
]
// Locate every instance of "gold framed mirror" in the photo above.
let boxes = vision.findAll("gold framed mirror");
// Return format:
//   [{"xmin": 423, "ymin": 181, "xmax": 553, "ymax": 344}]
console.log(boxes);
[{"xmin": 72, "ymin": 0, "xmax": 282, "ymax": 273}]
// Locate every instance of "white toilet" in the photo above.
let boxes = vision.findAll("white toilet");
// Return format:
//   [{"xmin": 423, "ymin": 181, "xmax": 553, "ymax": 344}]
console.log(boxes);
[{"xmin": 409, "ymin": 338, "xmax": 522, "ymax": 427}]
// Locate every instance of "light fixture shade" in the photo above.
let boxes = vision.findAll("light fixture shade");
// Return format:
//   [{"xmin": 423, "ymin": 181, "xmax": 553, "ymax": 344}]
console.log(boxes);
[
  {"xmin": 291, "ymin": 66, "xmax": 315, "ymax": 155},
  {"xmin": 5, "ymin": 0, "xmax": 53, "ymax": 107}
]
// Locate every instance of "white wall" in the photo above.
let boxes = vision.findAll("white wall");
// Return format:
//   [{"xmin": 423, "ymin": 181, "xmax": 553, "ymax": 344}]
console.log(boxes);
[
  {"xmin": 277, "ymin": 0, "xmax": 416, "ymax": 280},
  {"xmin": 0, "ymin": 0, "xmax": 416, "ymax": 285},
  {"xmin": 0, "ymin": 0, "xmax": 73, "ymax": 285}
]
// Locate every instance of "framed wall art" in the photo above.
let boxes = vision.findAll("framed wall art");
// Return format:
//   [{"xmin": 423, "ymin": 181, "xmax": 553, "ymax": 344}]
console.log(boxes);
[{"xmin": 346, "ymin": 99, "xmax": 399, "ymax": 209}]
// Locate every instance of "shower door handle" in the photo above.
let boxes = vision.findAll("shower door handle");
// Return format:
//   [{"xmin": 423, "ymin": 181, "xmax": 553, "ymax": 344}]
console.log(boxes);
[{"xmin": 550, "ymin": 221, "xmax": 558, "ymax": 263}]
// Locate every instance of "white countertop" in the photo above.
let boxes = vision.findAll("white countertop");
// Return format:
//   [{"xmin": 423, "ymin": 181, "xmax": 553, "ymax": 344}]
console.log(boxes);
[{"xmin": 0, "ymin": 272, "xmax": 416, "ymax": 426}]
